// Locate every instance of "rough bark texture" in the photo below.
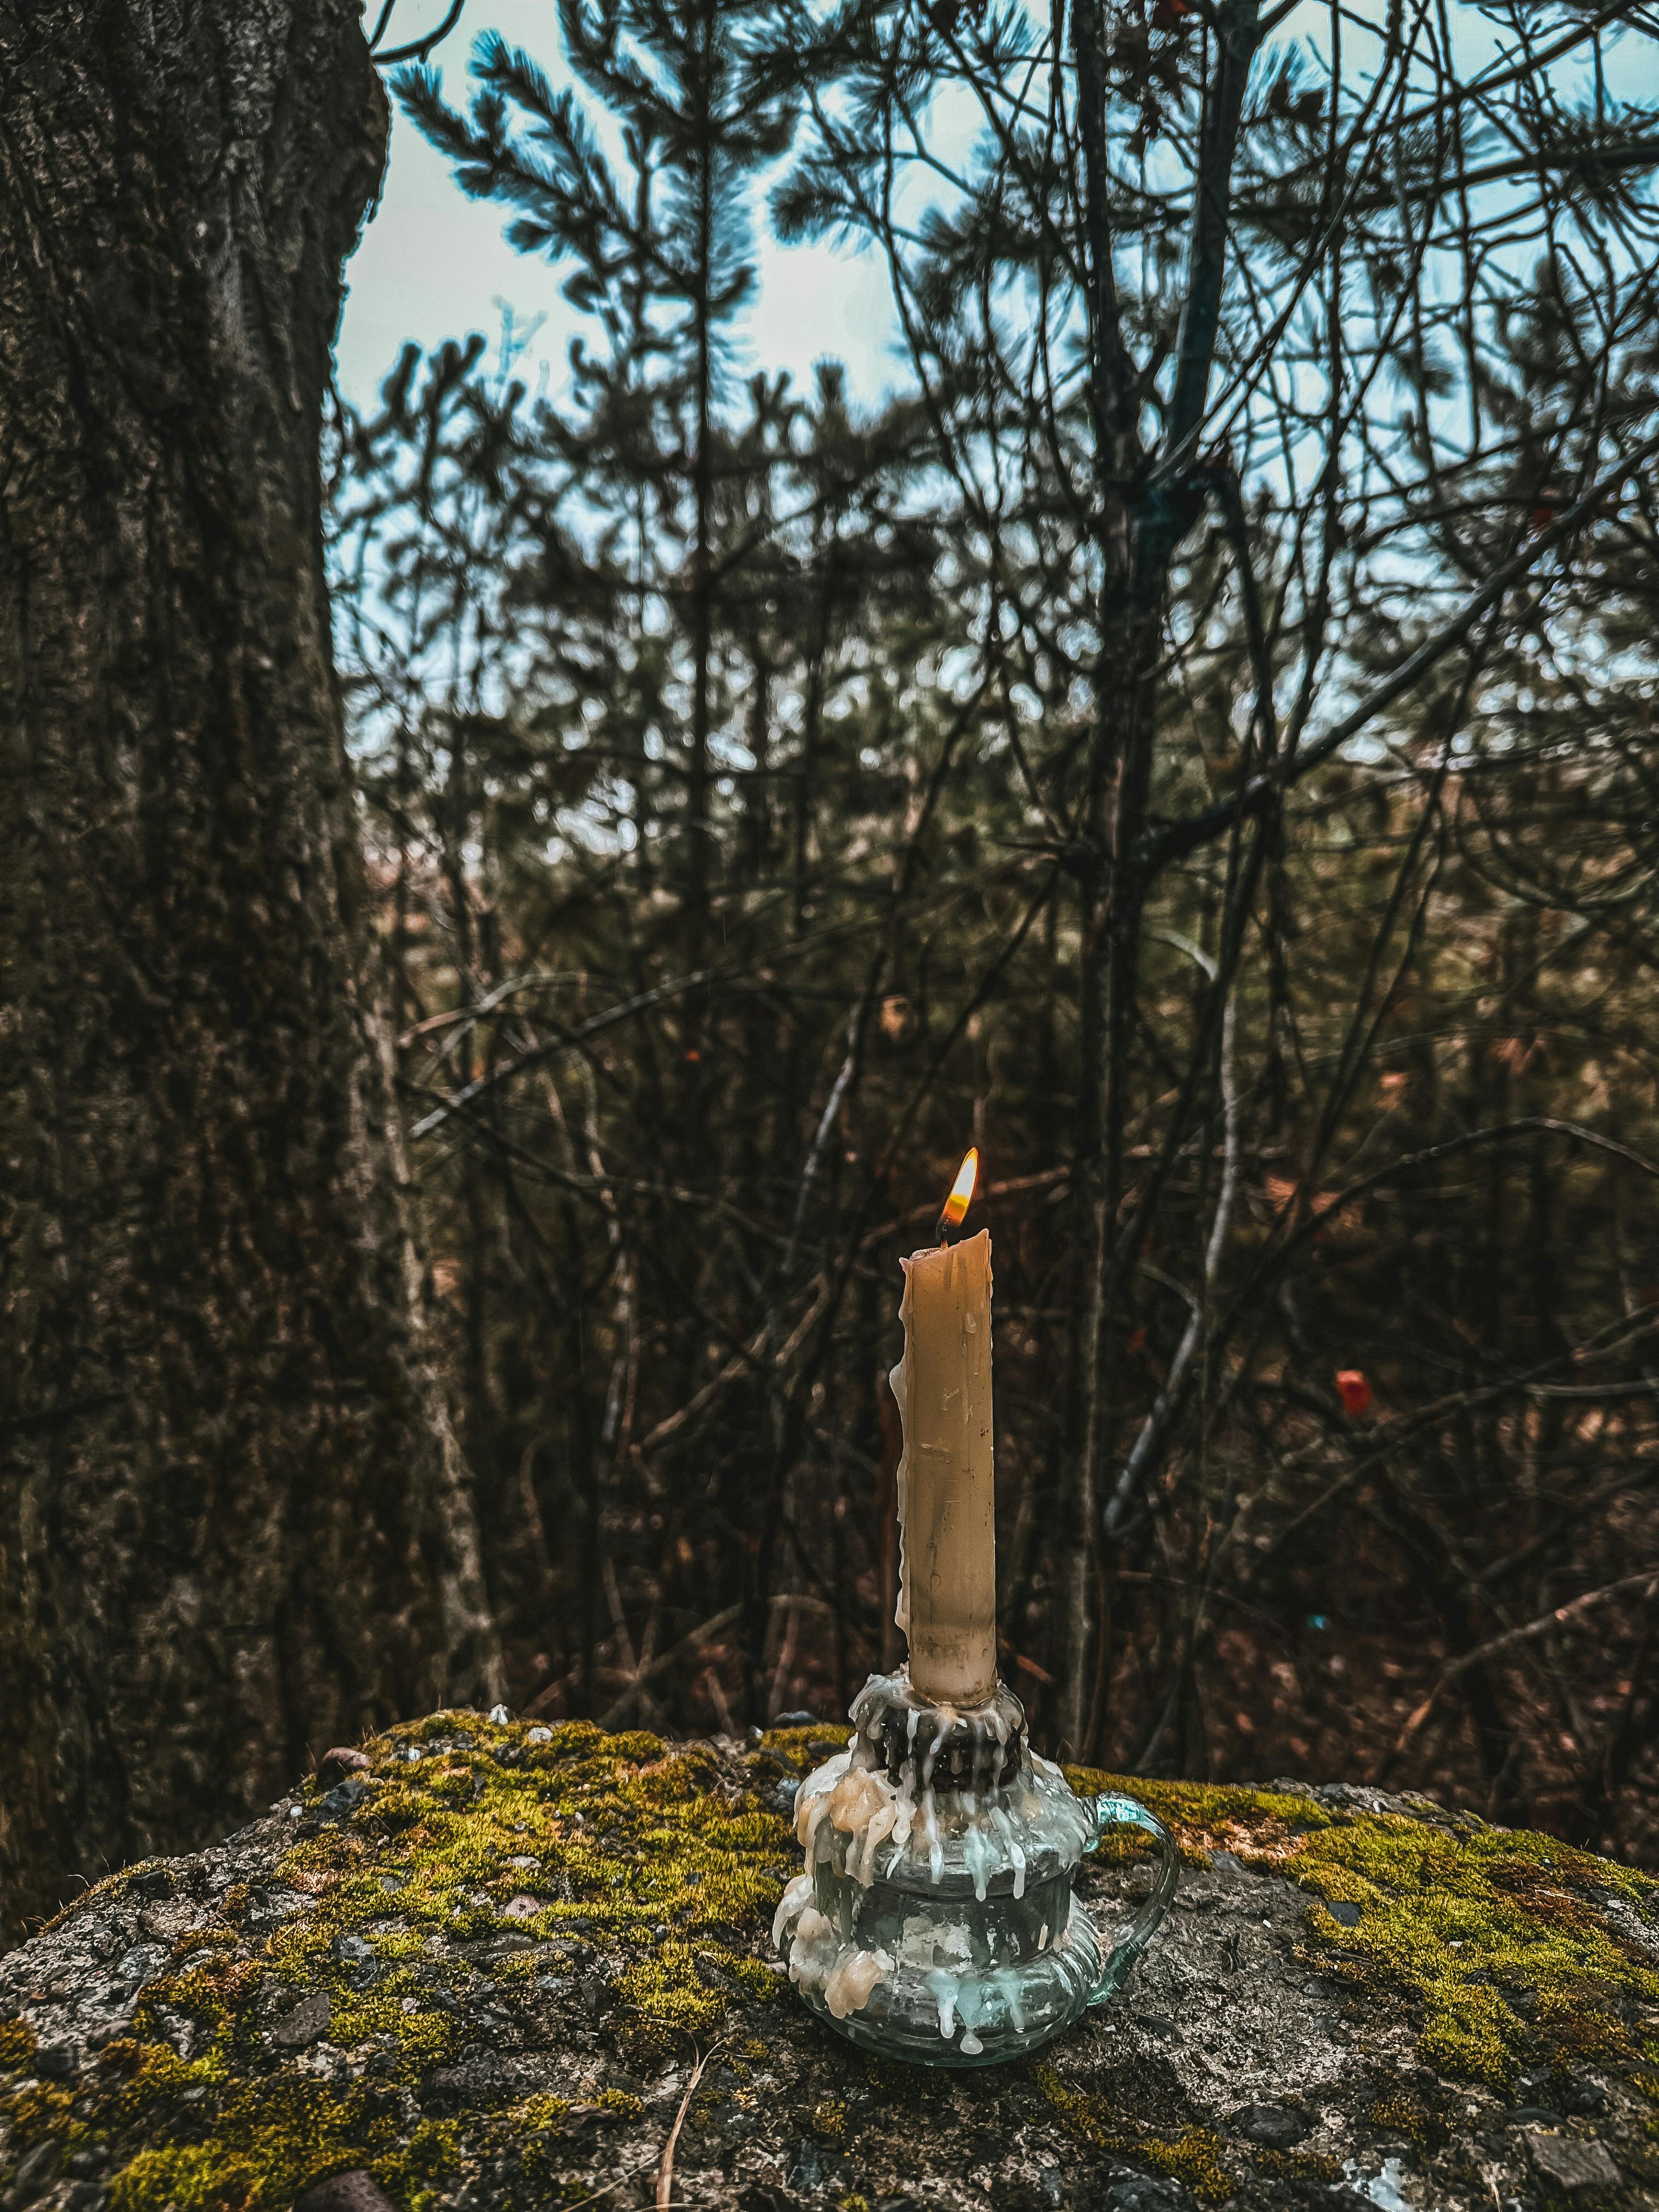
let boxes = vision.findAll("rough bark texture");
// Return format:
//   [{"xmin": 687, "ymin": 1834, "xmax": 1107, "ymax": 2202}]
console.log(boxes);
[
  {"xmin": 0, "ymin": 0, "xmax": 502, "ymax": 1942},
  {"xmin": 1, "ymin": 1717, "xmax": 1655, "ymax": 2211}
]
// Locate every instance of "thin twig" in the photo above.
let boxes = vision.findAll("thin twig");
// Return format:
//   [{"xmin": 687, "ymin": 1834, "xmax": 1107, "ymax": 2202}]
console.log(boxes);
[
  {"xmin": 594, "ymin": 1595, "xmax": 836, "ymax": 1730},
  {"xmin": 373, "ymin": 0, "xmax": 466, "ymax": 67},
  {"xmin": 1383, "ymin": 1570, "xmax": 1659, "ymax": 1774},
  {"xmin": 657, "ymin": 2040, "xmax": 723, "ymax": 2210},
  {"xmin": 1152, "ymin": 432, "xmax": 1659, "ymax": 873}
]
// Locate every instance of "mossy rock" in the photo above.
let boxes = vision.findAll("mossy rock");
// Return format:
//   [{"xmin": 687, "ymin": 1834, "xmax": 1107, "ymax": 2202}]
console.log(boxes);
[{"xmin": 1, "ymin": 1717, "xmax": 1656, "ymax": 2210}]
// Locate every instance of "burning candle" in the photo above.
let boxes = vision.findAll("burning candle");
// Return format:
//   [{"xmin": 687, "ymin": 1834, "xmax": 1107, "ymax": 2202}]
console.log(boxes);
[{"xmin": 890, "ymin": 1150, "xmax": 997, "ymax": 1708}]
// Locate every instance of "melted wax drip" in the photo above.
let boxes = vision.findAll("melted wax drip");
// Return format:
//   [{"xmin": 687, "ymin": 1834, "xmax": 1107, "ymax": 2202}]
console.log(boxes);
[{"xmin": 774, "ymin": 1666, "xmax": 1096, "ymax": 2050}]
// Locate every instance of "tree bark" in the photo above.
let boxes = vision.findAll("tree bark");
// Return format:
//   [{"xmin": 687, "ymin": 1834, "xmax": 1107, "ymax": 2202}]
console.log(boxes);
[{"xmin": 0, "ymin": 0, "xmax": 502, "ymax": 1939}]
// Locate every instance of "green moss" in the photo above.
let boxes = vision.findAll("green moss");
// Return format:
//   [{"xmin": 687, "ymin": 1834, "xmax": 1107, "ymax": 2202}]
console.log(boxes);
[
  {"xmin": 16, "ymin": 1713, "xmax": 797, "ymax": 2210},
  {"xmin": 1030, "ymin": 2062, "xmax": 1235, "ymax": 2202},
  {"xmin": 110, "ymin": 2145, "xmax": 224, "ymax": 2210},
  {"xmin": 1066, "ymin": 1767, "xmax": 1659, "ymax": 2092},
  {"xmin": 106, "ymin": 2094, "xmax": 459, "ymax": 2212},
  {"xmin": 1141, "ymin": 2129, "xmax": 1234, "ymax": 2200},
  {"xmin": 104, "ymin": 2042, "xmax": 228, "ymax": 2130},
  {"xmin": 173, "ymin": 1926, "xmax": 239, "ymax": 1963},
  {"xmin": 511, "ymin": 2092, "xmax": 571, "ymax": 2132},
  {"xmin": 1061, "ymin": 1774, "xmax": 1336, "ymax": 1871},
  {"xmin": 1367, "ymin": 2090, "xmax": 1448, "ymax": 2151},
  {"xmin": 811, "ymin": 2095, "xmax": 848, "ymax": 2141},
  {"xmin": 137, "ymin": 1959, "xmax": 262, "ymax": 2042},
  {"xmin": 1253, "ymin": 2146, "xmax": 1342, "ymax": 2185},
  {"xmin": 6, "ymin": 2080, "xmax": 81, "ymax": 2147}
]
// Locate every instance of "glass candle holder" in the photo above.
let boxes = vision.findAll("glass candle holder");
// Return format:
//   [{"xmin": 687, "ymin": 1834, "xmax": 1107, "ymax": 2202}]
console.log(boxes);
[{"xmin": 772, "ymin": 1668, "xmax": 1177, "ymax": 2067}]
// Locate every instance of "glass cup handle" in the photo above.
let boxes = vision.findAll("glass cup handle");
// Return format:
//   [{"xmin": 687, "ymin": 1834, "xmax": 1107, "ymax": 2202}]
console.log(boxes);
[{"xmin": 1082, "ymin": 1792, "xmax": 1181, "ymax": 2006}]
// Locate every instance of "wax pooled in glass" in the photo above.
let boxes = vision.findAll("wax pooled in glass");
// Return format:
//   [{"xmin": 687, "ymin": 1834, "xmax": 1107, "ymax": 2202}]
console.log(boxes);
[{"xmin": 772, "ymin": 1669, "xmax": 1177, "ymax": 2067}]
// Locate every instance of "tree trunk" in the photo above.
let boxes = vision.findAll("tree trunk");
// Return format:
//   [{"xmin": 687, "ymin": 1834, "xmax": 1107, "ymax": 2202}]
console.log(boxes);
[
  {"xmin": 1053, "ymin": 0, "xmax": 1262, "ymax": 1759},
  {"xmin": 0, "ymin": 0, "xmax": 502, "ymax": 1939}
]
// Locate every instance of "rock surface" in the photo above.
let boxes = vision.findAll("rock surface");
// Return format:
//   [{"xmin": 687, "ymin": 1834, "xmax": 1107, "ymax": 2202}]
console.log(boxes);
[{"xmin": 1, "ymin": 1713, "xmax": 1656, "ymax": 2210}]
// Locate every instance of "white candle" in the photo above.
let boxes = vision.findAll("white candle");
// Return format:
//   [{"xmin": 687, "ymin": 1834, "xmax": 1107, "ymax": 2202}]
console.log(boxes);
[{"xmin": 891, "ymin": 1211, "xmax": 997, "ymax": 1709}]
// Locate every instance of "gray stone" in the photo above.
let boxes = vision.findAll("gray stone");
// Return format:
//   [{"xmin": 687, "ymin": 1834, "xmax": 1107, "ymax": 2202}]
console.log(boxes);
[
  {"xmin": 317, "ymin": 1747, "xmax": 371, "ymax": 1790},
  {"xmin": 579, "ymin": 1968, "xmax": 610, "ymax": 2018},
  {"xmin": 1526, "ymin": 2134, "xmax": 1622, "ymax": 2192},
  {"xmin": 245, "ymin": 1883, "xmax": 304, "ymax": 1932},
  {"xmin": 427, "ymin": 2044, "xmax": 511, "ymax": 2107},
  {"xmin": 1104, "ymin": 2179, "xmax": 1194, "ymax": 2212},
  {"xmin": 10, "ymin": 2143, "xmax": 59, "ymax": 2192},
  {"xmin": 332, "ymin": 1932, "xmax": 379, "ymax": 1989},
  {"xmin": 135, "ymin": 1894, "xmax": 188, "ymax": 1936},
  {"xmin": 111, "ymin": 1941, "xmax": 168, "ymax": 1992},
  {"xmin": 3, "ymin": 1729, "xmax": 1657, "ymax": 2212},
  {"xmin": 1229, "ymin": 2102, "xmax": 1308, "ymax": 2149},
  {"xmin": 75, "ymin": 1918, "xmax": 121, "ymax": 1963},
  {"xmin": 269, "ymin": 1990, "xmax": 331, "ymax": 2050},
  {"xmin": 789, "ymin": 2137, "xmax": 848, "ymax": 2191},
  {"xmin": 292, "ymin": 2174, "xmax": 400, "ymax": 2212},
  {"xmin": 317, "ymin": 1775, "xmax": 368, "ymax": 1820}
]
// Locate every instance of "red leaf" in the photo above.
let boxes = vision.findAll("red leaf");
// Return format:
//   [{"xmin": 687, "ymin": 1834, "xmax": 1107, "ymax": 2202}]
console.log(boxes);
[{"xmin": 1336, "ymin": 1369, "xmax": 1372, "ymax": 1417}]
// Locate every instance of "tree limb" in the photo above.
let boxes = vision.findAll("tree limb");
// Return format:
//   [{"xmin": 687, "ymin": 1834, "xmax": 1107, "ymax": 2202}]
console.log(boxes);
[{"xmin": 1147, "ymin": 431, "xmax": 1659, "ymax": 874}]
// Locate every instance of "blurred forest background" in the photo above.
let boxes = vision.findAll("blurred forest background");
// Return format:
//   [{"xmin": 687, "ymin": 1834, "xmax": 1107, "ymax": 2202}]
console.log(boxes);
[{"xmin": 331, "ymin": 0, "xmax": 1659, "ymax": 1858}]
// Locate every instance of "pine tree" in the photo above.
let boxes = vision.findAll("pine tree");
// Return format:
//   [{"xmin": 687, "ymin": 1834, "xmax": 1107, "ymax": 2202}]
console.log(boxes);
[{"xmin": 400, "ymin": 3, "xmax": 799, "ymax": 985}]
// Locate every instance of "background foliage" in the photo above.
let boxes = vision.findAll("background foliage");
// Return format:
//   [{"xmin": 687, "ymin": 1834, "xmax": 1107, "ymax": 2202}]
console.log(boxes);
[{"xmin": 330, "ymin": 0, "xmax": 1659, "ymax": 1860}]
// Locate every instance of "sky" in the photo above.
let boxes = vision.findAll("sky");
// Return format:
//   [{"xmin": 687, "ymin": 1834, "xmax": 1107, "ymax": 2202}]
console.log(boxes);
[
  {"xmin": 336, "ymin": 0, "xmax": 902, "ymax": 411},
  {"xmin": 335, "ymin": 2, "xmax": 1658, "ymax": 417}
]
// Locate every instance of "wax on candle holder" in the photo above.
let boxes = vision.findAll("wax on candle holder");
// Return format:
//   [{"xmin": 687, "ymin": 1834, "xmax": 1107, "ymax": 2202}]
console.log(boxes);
[{"xmin": 772, "ymin": 1667, "xmax": 1178, "ymax": 2065}]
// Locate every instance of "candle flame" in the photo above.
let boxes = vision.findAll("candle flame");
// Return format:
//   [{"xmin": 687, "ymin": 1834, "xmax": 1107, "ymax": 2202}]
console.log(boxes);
[{"xmin": 941, "ymin": 1147, "xmax": 979, "ymax": 1229}]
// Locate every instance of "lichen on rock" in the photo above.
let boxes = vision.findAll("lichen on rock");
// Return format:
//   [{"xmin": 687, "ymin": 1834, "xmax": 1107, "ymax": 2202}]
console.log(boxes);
[{"xmin": 0, "ymin": 1717, "xmax": 1654, "ymax": 2209}]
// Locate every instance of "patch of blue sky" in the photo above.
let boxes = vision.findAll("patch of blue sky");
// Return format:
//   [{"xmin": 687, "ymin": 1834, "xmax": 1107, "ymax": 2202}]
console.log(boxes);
[
  {"xmin": 336, "ymin": 0, "xmax": 905, "ymax": 412},
  {"xmin": 333, "ymin": 1, "xmax": 1659, "ymax": 792},
  {"xmin": 337, "ymin": 3, "xmax": 1657, "ymax": 419}
]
